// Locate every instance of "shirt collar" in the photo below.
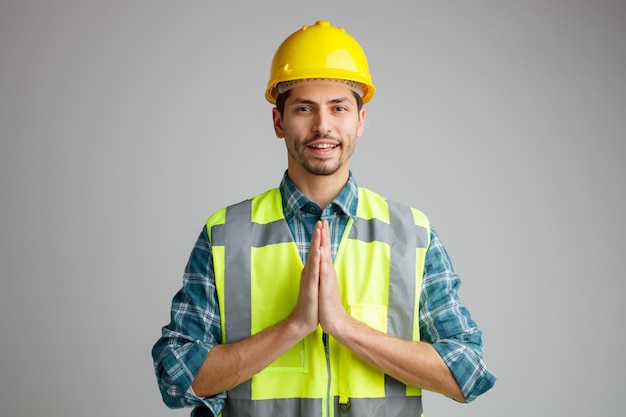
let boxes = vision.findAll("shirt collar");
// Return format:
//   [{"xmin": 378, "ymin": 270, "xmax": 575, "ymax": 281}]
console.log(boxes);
[{"xmin": 279, "ymin": 171, "xmax": 359, "ymax": 222}]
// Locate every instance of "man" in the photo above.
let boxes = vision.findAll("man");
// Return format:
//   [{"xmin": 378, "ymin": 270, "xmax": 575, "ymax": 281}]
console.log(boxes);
[{"xmin": 152, "ymin": 20, "xmax": 496, "ymax": 417}]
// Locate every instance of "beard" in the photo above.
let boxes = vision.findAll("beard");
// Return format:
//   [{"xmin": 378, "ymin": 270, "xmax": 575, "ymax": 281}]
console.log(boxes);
[
  {"xmin": 301, "ymin": 158, "xmax": 343, "ymax": 176},
  {"xmin": 286, "ymin": 134, "xmax": 353, "ymax": 176}
]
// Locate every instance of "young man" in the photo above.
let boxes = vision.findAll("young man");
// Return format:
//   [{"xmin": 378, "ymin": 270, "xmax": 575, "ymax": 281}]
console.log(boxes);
[{"xmin": 152, "ymin": 20, "xmax": 496, "ymax": 417}]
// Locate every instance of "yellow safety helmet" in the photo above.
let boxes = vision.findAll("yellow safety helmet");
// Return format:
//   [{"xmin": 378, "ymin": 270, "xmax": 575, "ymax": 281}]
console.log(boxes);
[{"xmin": 265, "ymin": 20, "xmax": 375, "ymax": 105}]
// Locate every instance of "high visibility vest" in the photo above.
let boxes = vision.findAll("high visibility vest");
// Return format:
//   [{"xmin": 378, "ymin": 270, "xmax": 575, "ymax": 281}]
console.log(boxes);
[{"xmin": 207, "ymin": 187, "xmax": 430, "ymax": 417}]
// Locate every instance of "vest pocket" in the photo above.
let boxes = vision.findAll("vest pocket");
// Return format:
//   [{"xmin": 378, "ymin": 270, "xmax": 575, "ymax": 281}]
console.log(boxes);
[
  {"xmin": 257, "ymin": 334, "xmax": 309, "ymax": 373},
  {"xmin": 348, "ymin": 304, "xmax": 387, "ymax": 333}
]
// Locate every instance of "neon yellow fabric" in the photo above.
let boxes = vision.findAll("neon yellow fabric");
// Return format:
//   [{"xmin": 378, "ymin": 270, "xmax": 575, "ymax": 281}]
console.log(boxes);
[{"xmin": 208, "ymin": 187, "xmax": 428, "ymax": 410}]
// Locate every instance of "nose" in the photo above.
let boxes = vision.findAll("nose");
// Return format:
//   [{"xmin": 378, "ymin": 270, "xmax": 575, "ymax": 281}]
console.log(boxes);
[{"xmin": 313, "ymin": 109, "xmax": 331, "ymax": 135}]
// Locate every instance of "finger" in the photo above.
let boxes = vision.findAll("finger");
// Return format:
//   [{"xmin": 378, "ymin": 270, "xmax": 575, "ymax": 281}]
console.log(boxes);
[
  {"xmin": 319, "ymin": 226, "xmax": 334, "ymax": 282},
  {"xmin": 304, "ymin": 226, "xmax": 322, "ymax": 279},
  {"xmin": 320, "ymin": 220, "xmax": 332, "ymax": 261},
  {"xmin": 313, "ymin": 220, "xmax": 323, "ymax": 245},
  {"xmin": 305, "ymin": 220, "xmax": 320, "ymax": 259}
]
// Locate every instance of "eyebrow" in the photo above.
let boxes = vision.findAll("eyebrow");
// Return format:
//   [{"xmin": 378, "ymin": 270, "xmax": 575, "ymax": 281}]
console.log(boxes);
[{"xmin": 289, "ymin": 97, "xmax": 353, "ymax": 106}]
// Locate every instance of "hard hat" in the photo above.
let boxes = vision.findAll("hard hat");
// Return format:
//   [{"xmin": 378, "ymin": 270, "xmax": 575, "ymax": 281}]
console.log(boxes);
[{"xmin": 265, "ymin": 20, "xmax": 375, "ymax": 104}]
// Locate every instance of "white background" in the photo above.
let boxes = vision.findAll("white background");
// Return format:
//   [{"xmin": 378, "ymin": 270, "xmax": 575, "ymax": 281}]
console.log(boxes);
[{"xmin": 1, "ymin": 1, "xmax": 624, "ymax": 416}]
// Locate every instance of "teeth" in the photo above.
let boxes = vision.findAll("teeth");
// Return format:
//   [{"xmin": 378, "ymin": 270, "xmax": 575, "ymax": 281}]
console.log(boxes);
[{"xmin": 310, "ymin": 144, "xmax": 336, "ymax": 149}]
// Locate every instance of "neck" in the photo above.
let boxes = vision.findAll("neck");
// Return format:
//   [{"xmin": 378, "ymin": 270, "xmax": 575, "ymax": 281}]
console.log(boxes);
[{"xmin": 287, "ymin": 168, "xmax": 349, "ymax": 208}]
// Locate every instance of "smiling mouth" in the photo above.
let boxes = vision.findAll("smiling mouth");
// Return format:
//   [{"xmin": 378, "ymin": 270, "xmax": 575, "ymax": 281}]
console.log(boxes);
[{"xmin": 308, "ymin": 143, "xmax": 337, "ymax": 149}]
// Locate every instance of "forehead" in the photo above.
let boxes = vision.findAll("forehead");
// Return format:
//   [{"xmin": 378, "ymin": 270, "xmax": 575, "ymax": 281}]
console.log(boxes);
[{"xmin": 286, "ymin": 83, "xmax": 358, "ymax": 105}]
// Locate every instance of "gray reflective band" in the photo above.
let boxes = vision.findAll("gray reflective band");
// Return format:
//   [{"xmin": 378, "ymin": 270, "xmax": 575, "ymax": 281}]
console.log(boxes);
[
  {"xmin": 251, "ymin": 219, "xmax": 293, "ymax": 246},
  {"xmin": 223, "ymin": 200, "xmax": 253, "ymax": 400},
  {"xmin": 222, "ymin": 396, "xmax": 422, "ymax": 417},
  {"xmin": 211, "ymin": 220, "xmax": 292, "ymax": 247},
  {"xmin": 348, "ymin": 217, "xmax": 391, "ymax": 243},
  {"xmin": 211, "ymin": 223, "xmax": 225, "ymax": 246},
  {"xmin": 224, "ymin": 398, "xmax": 322, "ymax": 417},
  {"xmin": 387, "ymin": 200, "xmax": 417, "ymax": 340},
  {"xmin": 386, "ymin": 201, "xmax": 419, "ymax": 397},
  {"xmin": 224, "ymin": 200, "xmax": 252, "ymax": 343},
  {"xmin": 348, "ymin": 214, "xmax": 428, "ymax": 248},
  {"xmin": 340, "ymin": 396, "xmax": 423, "ymax": 416}
]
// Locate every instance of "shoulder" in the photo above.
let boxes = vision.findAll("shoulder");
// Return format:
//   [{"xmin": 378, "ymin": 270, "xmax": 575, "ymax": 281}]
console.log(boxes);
[
  {"xmin": 357, "ymin": 187, "xmax": 430, "ymax": 227},
  {"xmin": 206, "ymin": 188, "xmax": 281, "ymax": 227}
]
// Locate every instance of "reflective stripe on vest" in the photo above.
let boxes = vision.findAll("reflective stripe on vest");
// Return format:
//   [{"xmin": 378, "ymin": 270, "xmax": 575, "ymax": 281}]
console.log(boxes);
[
  {"xmin": 208, "ymin": 187, "xmax": 430, "ymax": 417},
  {"xmin": 222, "ymin": 396, "xmax": 424, "ymax": 417}
]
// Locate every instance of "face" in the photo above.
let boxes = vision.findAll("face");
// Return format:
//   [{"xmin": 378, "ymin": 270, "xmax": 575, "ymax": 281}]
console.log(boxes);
[{"xmin": 273, "ymin": 83, "xmax": 366, "ymax": 179}]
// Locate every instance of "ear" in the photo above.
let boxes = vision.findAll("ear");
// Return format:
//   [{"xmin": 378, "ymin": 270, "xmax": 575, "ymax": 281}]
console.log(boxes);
[
  {"xmin": 272, "ymin": 107, "xmax": 284, "ymax": 138},
  {"xmin": 356, "ymin": 107, "xmax": 366, "ymax": 138}
]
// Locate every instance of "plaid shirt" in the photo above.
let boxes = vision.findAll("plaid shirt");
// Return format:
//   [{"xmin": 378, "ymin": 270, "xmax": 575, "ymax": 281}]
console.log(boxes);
[{"xmin": 152, "ymin": 172, "xmax": 496, "ymax": 416}]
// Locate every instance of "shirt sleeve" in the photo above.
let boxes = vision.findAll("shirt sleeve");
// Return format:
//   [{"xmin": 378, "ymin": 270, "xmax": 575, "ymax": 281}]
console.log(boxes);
[
  {"xmin": 151, "ymin": 226, "xmax": 226, "ymax": 416},
  {"xmin": 419, "ymin": 227, "xmax": 497, "ymax": 402}
]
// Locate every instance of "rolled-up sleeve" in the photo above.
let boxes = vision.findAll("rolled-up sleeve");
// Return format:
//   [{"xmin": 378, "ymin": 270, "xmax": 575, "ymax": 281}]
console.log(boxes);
[
  {"xmin": 151, "ymin": 226, "xmax": 226, "ymax": 416},
  {"xmin": 420, "ymin": 227, "xmax": 497, "ymax": 402}
]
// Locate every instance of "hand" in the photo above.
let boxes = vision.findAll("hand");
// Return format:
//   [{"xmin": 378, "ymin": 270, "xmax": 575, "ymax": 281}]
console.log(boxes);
[
  {"xmin": 288, "ymin": 223, "xmax": 321, "ymax": 334},
  {"xmin": 317, "ymin": 220, "xmax": 349, "ymax": 335}
]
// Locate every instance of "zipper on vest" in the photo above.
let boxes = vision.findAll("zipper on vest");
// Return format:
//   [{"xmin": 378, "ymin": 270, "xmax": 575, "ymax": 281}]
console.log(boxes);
[{"xmin": 323, "ymin": 331, "xmax": 332, "ymax": 417}]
